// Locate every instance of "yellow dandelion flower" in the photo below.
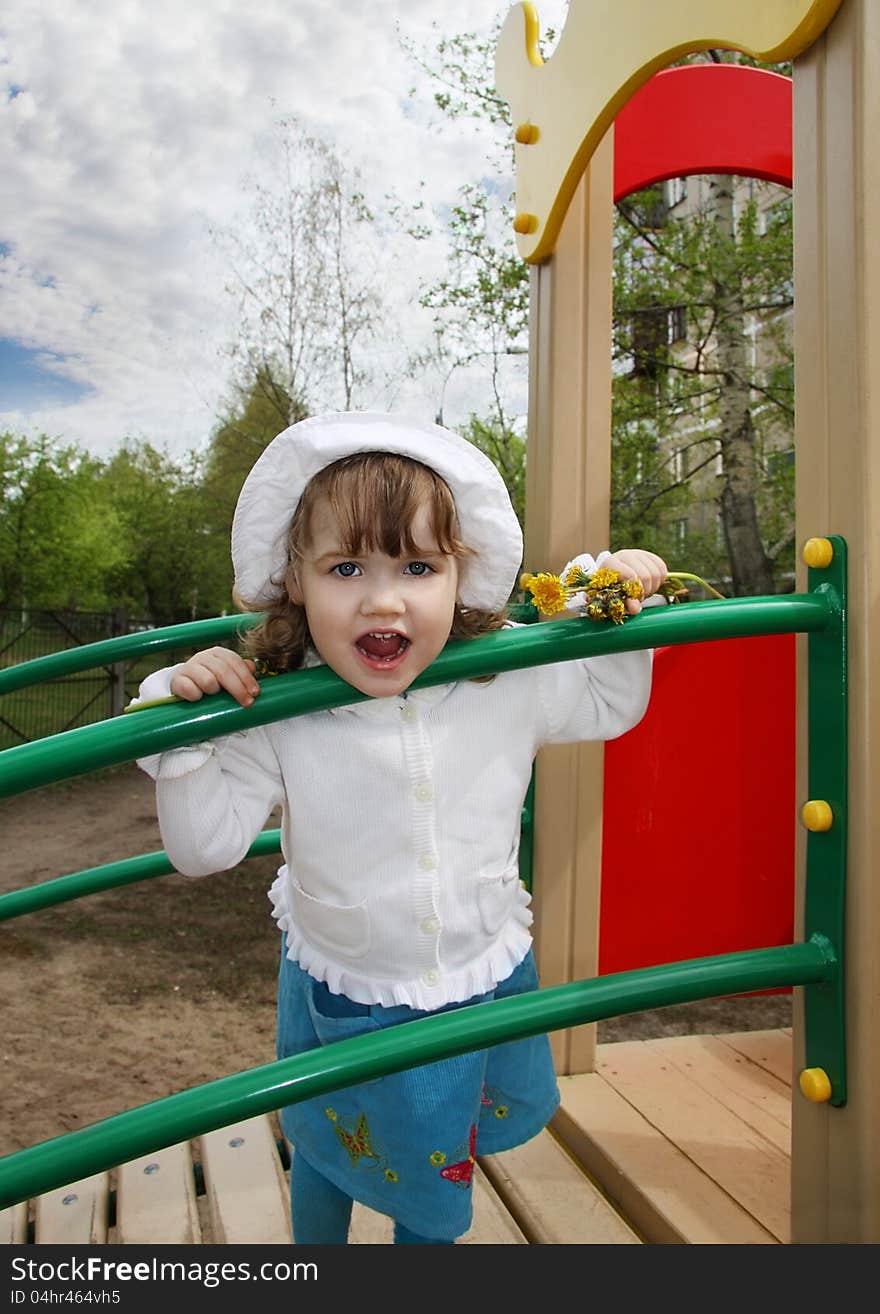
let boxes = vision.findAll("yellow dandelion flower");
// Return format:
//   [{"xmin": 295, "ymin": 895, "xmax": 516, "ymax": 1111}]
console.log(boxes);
[
  {"xmin": 587, "ymin": 566, "xmax": 621, "ymax": 591},
  {"xmin": 622, "ymin": 578, "xmax": 644, "ymax": 599},
  {"xmin": 587, "ymin": 601, "xmax": 604, "ymax": 619},
  {"xmin": 429, "ymin": 1150, "xmax": 447, "ymax": 1166},
  {"xmin": 563, "ymin": 565, "xmax": 590, "ymax": 589},
  {"xmin": 608, "ymin": 598, "xmax": 627, "ymax": 623},
  {"xmin": 527, "ymin": 572, "xmax": 569, "ymax": 615}
]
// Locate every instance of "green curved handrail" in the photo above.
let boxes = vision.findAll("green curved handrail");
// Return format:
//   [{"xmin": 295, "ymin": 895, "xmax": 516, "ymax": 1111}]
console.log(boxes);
[
  {"xmin": 0, "ymin": 829, "xmax": 284, "ymax": 922},
  {"xmin": 0, "ymin": 614, "xmax": 263, "ymax": 696},
  {"xmin": 0, "ymin": 592, "xmax": 833, "ymax": 800},
  {"xmin": 0, "ymin": 936, "xmax": 835, "ymax": 1210}
]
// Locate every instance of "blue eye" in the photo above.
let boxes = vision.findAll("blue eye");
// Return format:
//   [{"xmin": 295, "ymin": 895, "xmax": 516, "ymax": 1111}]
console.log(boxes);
[
  {"xmin": 404, "ymin": 561, "xmax": 434, "ymax": 576},
  {"xmin": 331, "ymin": 562, "xmax": 361, "ymax": 578}
]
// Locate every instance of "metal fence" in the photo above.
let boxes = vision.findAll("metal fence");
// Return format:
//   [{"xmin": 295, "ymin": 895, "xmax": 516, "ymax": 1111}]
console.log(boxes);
[{"xmin": 0, "ymin": 609, "xmax": 199, "ymax": 750}]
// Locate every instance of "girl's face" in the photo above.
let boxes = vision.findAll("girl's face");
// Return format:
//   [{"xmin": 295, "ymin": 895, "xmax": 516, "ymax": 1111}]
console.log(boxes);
[{"xmin": 289, "ymin": 496, "xmax": 459, "ymax": 698}]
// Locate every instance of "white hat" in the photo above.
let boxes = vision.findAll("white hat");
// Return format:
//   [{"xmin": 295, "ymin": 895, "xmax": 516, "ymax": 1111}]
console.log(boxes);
[{"xmin": 231, "ymin": 412, "xmax": 524, "ymax": 612}]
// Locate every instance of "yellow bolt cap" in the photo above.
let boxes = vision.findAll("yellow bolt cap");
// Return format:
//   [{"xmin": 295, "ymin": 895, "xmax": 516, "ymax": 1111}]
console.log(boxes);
[
  {"xmin": 513, "ymin": 212, "xmax": 538, "ymax": 235},
  {"xmin": 799, "ymin": 1067, "xmax": 833, "ymax": 1103},
  {"xmin": 514, "ymin": 123, "xmax": 540, "ymax": 145},
  {"xmin": 803, "ymin": 537, "xmax": 834, "ymax": 568},
  {"xmin": 801, "ymin": 799, "xmax": 833, "ymax": 832}
]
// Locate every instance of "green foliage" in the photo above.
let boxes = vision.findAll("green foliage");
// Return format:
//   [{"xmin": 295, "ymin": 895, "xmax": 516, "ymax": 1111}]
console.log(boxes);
[
  {"xmin": 97, "ymin": 441, "xmax": 221, "ymax": 624},
  {"xmin": 612, "ymin": 180, "xmax": 794, "ymax": 588},
  {"xmin": 0, "ymin": 432, "xmax": 127, "ymax": 610},
  {"xmin": 199, "ymin": 368, "xmax": 307, "ymax": 578},
  {"xmin": 459, "ymin": 415, "xmax": 526, "ymax": 529}
]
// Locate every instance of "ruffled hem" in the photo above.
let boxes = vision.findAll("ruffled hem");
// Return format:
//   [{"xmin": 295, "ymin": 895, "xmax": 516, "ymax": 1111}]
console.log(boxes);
[{"xmin": 267, "ymin": 868, "xmax": 534, "ymax": 1010}]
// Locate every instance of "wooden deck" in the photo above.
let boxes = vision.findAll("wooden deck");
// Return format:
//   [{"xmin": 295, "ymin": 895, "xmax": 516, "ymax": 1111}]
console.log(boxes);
[{"xmin": 1, "ymin": 1029, "xmax": 792, "ymax": 1245}]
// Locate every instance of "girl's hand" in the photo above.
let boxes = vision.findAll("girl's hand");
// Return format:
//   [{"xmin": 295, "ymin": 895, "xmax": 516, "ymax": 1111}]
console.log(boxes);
[
  {"xmin": 603, "ymin": 549, "xmax": 668, "ymax": 615},
  {"xmin": 170, "ymin": 647, "xmax": 261, "ymax": 707}
]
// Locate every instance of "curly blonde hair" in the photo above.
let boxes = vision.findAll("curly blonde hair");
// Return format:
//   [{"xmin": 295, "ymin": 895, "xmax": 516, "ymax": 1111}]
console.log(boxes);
[{"xmin": 237, "ymin": 451, "xmax": 506, "ymax": 674}]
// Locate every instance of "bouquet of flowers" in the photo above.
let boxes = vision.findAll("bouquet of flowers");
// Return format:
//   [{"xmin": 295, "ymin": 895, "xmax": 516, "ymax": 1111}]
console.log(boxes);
[{"xmin": 519, "ymin": 565, "xmax": 723, "ymax": 624}]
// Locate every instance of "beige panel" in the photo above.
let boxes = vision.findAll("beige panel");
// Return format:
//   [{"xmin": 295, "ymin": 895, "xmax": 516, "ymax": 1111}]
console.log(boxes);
[
  {"xmin": 594, "ymin": 1042, "xmax": 790, "ymax": 1240},
  {"xmin": 479, "ymin": 1127, "xmax": 641, "ymax": 1243},
  {"xmin": 647, "ymin": 1035, "xmax": 791, "ymax": 1152},
  {"xmin": 526, "ymin": 130, "xmax": 614, "ymax": 1076},
  {"xmin": 555, "ymin": 1072, "xmax": 777, "ymax": 1243},
  {"xmin": 720, "ymin": 1029, "xmax": 793, "ymax": 1085},
  {"xmin": 200, "ymin": 1116, "xmax": 291, "ymax": 1244},
  {"xmin": 792, "ymin": 0, "xmax": 880, "ymax": 1243},
  {"xmin": 115, "ymin": 1143, "xmax": 201, "ymax": 1245},
  {"xmin": 33, "ymin": 1174, "xmax": 109, "ymax": 1244},
  {"xmin": 0, "ymin": 1201, "xmax": 28, "ymax": 1244}
]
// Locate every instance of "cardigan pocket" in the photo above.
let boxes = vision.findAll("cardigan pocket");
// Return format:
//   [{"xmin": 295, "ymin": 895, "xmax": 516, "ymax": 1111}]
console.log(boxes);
[
  {"xmin": 290, "ymin": 878, "xmax": 371, "ymax": 959},
  {"xmin": 477, "ymin": 862, "xmax": 521, "ymax": 937}
]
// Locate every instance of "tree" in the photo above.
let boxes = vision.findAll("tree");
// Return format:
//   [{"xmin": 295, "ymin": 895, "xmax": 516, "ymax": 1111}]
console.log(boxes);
[
  {"xmin": 99, "ymin": 441, "xmax": 226, "ymax": 624},
  {"xmin": 613, "ymin": 176, "xmax": 793, "ymax": 592},
  {"xmin": 0, "ymin": 432, "xmax": 126, "ymax": 611},
  {"xmin": 214, "ymin": 120, "xmax": 386, "ymax": 421},
  {"xmin": 195, "ymin": 367, "xmax": 306, "ymax": 593}
]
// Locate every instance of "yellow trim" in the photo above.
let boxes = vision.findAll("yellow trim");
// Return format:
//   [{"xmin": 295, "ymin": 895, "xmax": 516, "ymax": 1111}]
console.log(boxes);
[{"xmin": 522, "ymin": 1, "xmax": 545, "ymax": 67}]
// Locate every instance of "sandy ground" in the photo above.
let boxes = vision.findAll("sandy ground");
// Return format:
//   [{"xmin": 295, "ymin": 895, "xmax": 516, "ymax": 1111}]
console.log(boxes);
[{"xmin": 0, "ymin": 763, "xmax": 790, "ymax": 1158}]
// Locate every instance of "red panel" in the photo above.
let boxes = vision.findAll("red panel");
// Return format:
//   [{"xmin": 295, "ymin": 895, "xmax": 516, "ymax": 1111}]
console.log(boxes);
[
  {"xmin": 599, "ymin": 635, "xmax": 796, "ymax": 981},
  {"xmin": 613, "ymin": 64, "xmax": 792, "ymax": 201}
]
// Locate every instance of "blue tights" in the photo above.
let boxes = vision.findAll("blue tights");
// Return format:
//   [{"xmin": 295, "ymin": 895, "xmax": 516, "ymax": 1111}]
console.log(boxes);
[{"xmin": 290, "ymin": 1152, "xmax": 454, "ymax": 1245}]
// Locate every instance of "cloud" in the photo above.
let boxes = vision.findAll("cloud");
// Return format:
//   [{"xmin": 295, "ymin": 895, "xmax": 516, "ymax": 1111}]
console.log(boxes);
[{"xmin": 0, "ymin": 1, "xmax": 566, "ymax": 458}]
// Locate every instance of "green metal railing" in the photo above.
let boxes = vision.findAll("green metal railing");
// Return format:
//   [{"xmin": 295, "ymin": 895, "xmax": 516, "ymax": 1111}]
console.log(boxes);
[
  {"xmin": 0, "ymin": 830, "xmax": 283, "ymax": 923},
  {"xmin": 0, "ymin": 941, "xmax": 834, "ymax": 1210},
  {"xmin": 0, "ymin": 592, "xmax": 832, "ymax": 800},
  {"xmin": 0, "ymin": 614, "xmax": 262, "ymax": 697},
  {"xmin": 0, "ymin": 542, "xmax": 848, "ymax": 1210}
]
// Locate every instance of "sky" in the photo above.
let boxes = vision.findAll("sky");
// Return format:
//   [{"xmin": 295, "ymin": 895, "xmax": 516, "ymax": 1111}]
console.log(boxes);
[{"xmin": 0, "ymin": 1, "xmax": 569, "ymax": 463}]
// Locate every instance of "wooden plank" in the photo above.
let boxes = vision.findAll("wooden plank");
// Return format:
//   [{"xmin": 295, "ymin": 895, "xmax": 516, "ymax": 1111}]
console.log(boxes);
[
  {"xmin": 525, "ymin": 141, "xmax": 615, "ymax": 1078},
  {"xmin": 595, "ymin": 1041, "xmax": 790, "ymax": 1241},
  {"xmin": 720, "ymin": 1029, "xmax": 793, "ymax": 1086},
  {"xmin": 0, "ymin": 1201, "xmax": 28, "ymax": 1244},
  {"xmin": 200, "ymin": 1117, "xmax": 291, "ymax": 1244},
  {"xmin": 479, "ymin": 1128, "xmax": 641, "ymax": 1243},
  {"xmin": 554, "ymin": 1073, "xmax": 777, "ymax": 1244},
  {"xmin": 33, "ymin": 1175, "xmax": 109, "ymax": 1244},
  {"xmin": 646, "ymin": 1036, "xmax": 791, "ymax": 1153},
  {"xmin": 349, "ymin": 1166, "xmax": 525, "ymax": 1244},
  {"xmin": 115, "ymin": 1142, "xmax": 201, "ymax": 1244}
]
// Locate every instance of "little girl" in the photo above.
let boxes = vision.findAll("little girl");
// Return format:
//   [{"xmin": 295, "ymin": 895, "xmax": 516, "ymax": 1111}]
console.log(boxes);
[{"xmin": 134, "ymin": 411, "xmax": 667, "ymax": 1245}]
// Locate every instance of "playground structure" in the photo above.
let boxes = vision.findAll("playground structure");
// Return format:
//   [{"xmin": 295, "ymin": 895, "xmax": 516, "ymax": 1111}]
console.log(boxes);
[{"xmin": 0, "ymin": 0, "xmax": 876, "ymax": 1244}]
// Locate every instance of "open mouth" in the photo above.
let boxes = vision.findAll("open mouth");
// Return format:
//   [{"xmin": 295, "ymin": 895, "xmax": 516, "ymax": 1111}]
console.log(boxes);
[{"xmin": 355, "ymin": 631, "xmax": 411, "ymax": 665}]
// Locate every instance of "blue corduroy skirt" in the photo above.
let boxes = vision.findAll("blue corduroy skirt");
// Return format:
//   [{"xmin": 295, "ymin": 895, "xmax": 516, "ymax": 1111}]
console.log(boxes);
[{"xmin": 276, "ymin": 940, "xmax": 560, "ymax": 1240}]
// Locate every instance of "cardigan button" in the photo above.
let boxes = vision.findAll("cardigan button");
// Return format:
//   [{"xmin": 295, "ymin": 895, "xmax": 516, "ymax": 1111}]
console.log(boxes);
[
  {"xmin": 414, "ymin": 783, "xmax": 433, "ymax": 802},
  {"xmin": 420, "ymin": 916, "xmax": 441, "ymax": 935},
  {"xmin": 418, "ymin": 853, "xmax": 438, "ymax": 871},
  {"xmin": 422, "ymin": 969, "xmax": 440, "ymax": 986}
]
